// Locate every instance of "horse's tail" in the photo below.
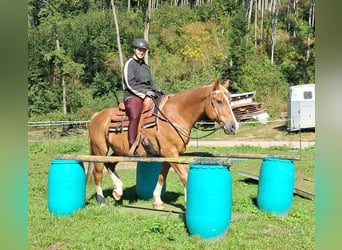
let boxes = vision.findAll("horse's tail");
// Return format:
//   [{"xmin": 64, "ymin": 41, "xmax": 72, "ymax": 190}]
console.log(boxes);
[{"xmin": 85, "ymin": 117, "xmax": 96, "ymax": 184}]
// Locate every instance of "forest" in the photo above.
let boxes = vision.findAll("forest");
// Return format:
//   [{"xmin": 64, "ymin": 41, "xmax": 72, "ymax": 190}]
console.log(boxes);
[{"xmin": 28, "ymin": 0, "xmax": 315, "ymax": 121}]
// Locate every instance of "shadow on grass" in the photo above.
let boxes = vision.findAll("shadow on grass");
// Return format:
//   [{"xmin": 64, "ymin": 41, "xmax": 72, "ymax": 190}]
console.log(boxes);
[
  {"xmin": 239, "ymin": 177, "xmax": 258, "ymax": 185},
  {"xmin": 273, "ymin": 123, "xmax": 315, "ymax": 134},
  {"xmin": 239, "ymin": 178, "xmax": 259, "ymax": 208},
  {"xmin": 273, "ymin": 124, "xmax": 288, "ymax": 132},
  {"xmin": 87, "ymin": 185, "xmax": 185, "ymax": 213}
]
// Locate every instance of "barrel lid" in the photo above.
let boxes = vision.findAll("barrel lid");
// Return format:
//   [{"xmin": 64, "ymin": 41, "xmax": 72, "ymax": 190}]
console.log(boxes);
[
  {"xmin": 263, "ymin": 157, "xmax": 293, "ymax": 164},
  {"xmin": 189, "ymin": 164, "xmax": 230, "ymax": 170},
  {"xmin": 51, "ymin": 159, "xmax": 81, "ymax": 164}
]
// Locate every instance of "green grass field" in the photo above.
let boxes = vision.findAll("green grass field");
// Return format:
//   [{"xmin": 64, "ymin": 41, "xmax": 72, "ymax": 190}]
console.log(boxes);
[{"xmin": 28, "ymin": 133, "xmax": 314, "ymax": 249}]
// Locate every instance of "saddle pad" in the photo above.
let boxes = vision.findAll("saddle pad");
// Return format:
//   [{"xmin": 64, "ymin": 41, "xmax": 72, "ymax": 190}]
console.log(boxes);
[{"xmin": 108, "ymin": 113, "xmax": 157, "ymax": 132}]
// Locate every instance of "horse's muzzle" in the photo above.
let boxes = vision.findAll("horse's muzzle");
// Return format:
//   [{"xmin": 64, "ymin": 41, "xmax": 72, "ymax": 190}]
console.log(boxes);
[{"xmin": 222, "ymin": 121, "xmax": 239, "ymax": 135}]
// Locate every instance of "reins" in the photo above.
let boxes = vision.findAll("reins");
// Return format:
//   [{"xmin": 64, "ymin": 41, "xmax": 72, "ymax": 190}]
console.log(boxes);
[
  {"xmin": 192, "ymin": 123, "xmax": 223, "ymax": 139},
  {"xmin": 151, "ymin": 96, "xmax": 188, "ymax": 146}
]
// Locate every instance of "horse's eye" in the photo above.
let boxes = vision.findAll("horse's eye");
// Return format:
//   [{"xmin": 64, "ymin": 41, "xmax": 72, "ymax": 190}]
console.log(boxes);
[{"xmin": 216, "ymin": 99, "xmax": 223, "ymax": 105}]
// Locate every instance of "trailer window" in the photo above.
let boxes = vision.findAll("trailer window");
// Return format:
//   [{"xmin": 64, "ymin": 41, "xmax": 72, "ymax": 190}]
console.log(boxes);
[{"xmin": 303, "ymin": 91, "xmax": 312, "ymax": 99}]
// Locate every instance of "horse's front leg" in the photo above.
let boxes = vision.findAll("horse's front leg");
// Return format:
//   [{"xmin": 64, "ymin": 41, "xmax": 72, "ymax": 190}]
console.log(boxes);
[
  {"xmin": 170, "ymin": 163, "xmax": 188, "ymax": 205},
  {"xmin": 93, "ymin": 162, "xmax": 106, "ymax": 205},
  {"xmin": 105, "ymin": 162, "xmax": 123, "ymax": 201},
  {"xmin": 152, "ymin": 162, "xmax": 170, "ymax": 210},
  {"xmin": 152, "ymin": 162, "xmax": 188, "ymax": 210}
]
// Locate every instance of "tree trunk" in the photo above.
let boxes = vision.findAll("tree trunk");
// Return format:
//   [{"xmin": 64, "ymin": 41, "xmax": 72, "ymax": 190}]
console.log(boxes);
[
  {"xmin": 268, "ymin": 0, "xmax": 273, "ymax": 11},
  {"xmin": 55, "ymin": 32, "xmax": 67, "ymax": 114},
  {"xmin": 254, "ymin": 0, "xmax": 258, "ymax": 47},
  {"xmin": 287, "ymin": 0, "xmax": 291, "ymax": 32},
  {"xmin": 247, "ymin": 0, "xmax": 253, "ymax": 29},
  {"xmin": 144, "ymin": 0, "xmax": 152, "ymax": 64},
  {"xmin": 270, "ymin": 0, "xmax": 279, "ymax": 64},
  {"xmin": 293, "ymin": 0, "xmax": 297, "ymax": 37},
  {"xmin": 306, "ymin": 0, "xmax": 313, "ymax": 60},
  {"xmin": 110, "ymin": 0, "xmax": 124, "ymax": 69},
  {"xmin": 260, "ymin": 0, "xmax": 264, "ymax": 42}
]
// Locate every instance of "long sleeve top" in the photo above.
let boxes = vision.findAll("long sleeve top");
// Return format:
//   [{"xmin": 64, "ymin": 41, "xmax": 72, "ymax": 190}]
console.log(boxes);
[{"xmin": 123, "ymin": 57, "xmax": 158, "ymax": 100}]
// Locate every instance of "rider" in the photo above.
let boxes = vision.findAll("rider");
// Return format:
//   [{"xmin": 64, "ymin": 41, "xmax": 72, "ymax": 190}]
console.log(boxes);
[{"xmin": 122, "ymin": 38, "xmax": 163, "ymax": 156}]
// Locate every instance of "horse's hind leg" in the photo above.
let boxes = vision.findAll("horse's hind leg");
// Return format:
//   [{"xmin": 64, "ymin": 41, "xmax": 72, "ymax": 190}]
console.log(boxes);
[{"xmin": 105, "ymin": 161, "xmax": 123, "ymax": 201}]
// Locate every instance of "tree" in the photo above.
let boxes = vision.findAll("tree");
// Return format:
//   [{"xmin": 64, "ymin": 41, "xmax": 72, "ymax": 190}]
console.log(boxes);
[
  {"xmin": 43, "ymin": 37, "xmax": 85, "ymax": 114},
  {"xmin": 223, "ymin": 8, "xmax": 252, "ymax": 87},
  {"xmin": 28, "ymin": 0, "xmax": 315, "ymax": 118},
  {"xmin": 270, "ymin": 0, "xmax": 280, "ymax": 64},
  {"xmin": 306, "ymin": 0, "xmax": 314, "ymax": 61},
  {"xmin": 110, "ymin": 0, "xmax": 124, "ymax": 69}
]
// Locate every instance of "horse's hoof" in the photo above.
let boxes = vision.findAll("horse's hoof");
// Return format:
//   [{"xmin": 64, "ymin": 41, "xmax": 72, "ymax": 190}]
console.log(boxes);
[
  {"xmin": 97, "ymin": 195, "xmax": 106, "ymax": 206},
  {"xmin": 112, "ymin": 190, "xmax": 122, "ymax": 201},
  {"xmin": 153, "ymin": 203, "xmax": 165, "ymax": 210}
]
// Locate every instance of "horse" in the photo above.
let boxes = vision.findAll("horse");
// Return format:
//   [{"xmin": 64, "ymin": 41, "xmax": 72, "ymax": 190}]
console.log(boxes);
[{"xmin": 87, "ymin": 78, "xmax": 239, "ymax": 210}]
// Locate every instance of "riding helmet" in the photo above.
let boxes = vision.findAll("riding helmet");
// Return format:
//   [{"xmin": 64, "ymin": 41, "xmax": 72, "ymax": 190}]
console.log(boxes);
[{"xmin": 132, "ymin": 38, "xmax": 149, "ymax": 49}]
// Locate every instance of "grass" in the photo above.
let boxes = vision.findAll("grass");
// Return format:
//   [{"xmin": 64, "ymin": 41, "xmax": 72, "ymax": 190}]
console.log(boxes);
[{"xmin": 28, "ymin": 132, "xmax": 315, "ymax": 249}]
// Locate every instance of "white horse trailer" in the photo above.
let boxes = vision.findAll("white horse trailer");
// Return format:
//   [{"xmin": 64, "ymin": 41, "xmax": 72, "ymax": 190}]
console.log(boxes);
[{"xmin": 287, "ymin": 84, "xmax": 315, "ymax": 131}]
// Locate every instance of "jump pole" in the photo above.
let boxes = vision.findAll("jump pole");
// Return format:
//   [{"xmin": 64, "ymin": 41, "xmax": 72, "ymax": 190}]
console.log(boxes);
[
  {"xmin": 182, "ymin": 151, "xmax": 301, "ymax": 161},
  {"xmin": 54, "ymin": 153, "xmax": 233, "ymax": 166}
]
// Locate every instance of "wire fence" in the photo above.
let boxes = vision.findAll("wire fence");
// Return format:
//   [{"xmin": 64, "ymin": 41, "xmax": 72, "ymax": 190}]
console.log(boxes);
[
  {"xmin": 28, "ymin": 120, "xmax": 90, "ymax": 127},
  {"xmin": 28, "ymin": 119, "xmax": 290, "ymax": 128}
]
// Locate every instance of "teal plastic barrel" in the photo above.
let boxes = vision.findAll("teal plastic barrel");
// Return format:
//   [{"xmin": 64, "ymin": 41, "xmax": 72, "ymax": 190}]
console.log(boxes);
[
  {"xmin": 136, "ymin": 162, "xmax": 166, "ymax": 200},
  {"xmin": 48, "ymin": 159, "xmax": 86, "ymax": 216},
  {"xmin": 186, "ymin": 164, "xmax": 232, "ymax": 239},
  {"xmin": 257, "ymin": 157, "xmax": 295, "ymax": 216}
]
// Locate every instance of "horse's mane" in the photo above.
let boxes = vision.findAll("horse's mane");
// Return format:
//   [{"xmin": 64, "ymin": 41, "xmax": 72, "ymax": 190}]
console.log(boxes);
[{"xmin": 171, "ymin": 84, "xmax": 210, "ymax": 97}]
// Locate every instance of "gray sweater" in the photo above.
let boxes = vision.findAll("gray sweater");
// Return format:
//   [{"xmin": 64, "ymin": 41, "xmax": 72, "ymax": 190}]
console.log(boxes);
[{"xmin": 123, "ymin": 57, "xmax": 158, "ymax": 100}]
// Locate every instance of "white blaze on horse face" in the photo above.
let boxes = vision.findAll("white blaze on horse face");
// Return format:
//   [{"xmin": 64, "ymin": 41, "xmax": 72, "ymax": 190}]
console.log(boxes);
[
  {"xmin": 222, "ymin": 91, "xmax": 239, "ymax": 132},
  {"xmin": 213, "ymin": 89, "xmax": 239, "ymax": 133}
]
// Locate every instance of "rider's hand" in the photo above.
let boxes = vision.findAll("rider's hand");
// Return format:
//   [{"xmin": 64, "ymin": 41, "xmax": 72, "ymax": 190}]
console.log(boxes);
[
  {"xmin": 146, "ymin": 90, "xmax": 156, "ymax": 98},
  {"xmin": 156, "ymin": 89, "xmax": 164, "ymax": 95}
]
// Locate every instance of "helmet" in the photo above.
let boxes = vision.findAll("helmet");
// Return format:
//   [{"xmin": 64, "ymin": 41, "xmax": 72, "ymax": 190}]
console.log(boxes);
[{"xmin": 132, "ymin": 38, "xmax": 149, "ymax": 49}]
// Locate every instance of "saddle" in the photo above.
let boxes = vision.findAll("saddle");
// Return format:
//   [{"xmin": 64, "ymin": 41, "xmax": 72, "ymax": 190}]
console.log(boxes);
[
  {"xmin": 108, "ymin": 98, "xmax": 161, "ymax": 133},
  {"xmin": 109, "ymin": 96, "xmax": 169, "ymax": 156}
]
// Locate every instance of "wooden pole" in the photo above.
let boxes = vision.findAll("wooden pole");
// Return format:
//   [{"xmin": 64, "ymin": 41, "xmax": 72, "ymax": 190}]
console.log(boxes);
[
  {"xmin": 55, "ymin": 154, "xmax": 233, "ymax": 166},
  {"xmin": 237, "ymin": 171, "xmax": 314, "ymax": 200},
  {"xmin": 182, "ymin": 151, "xmax": 301, "ymax": 161}
]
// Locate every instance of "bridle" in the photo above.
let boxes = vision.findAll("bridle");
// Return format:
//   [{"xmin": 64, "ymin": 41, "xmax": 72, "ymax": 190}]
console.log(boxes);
[{"xmin": 209, "ymin": 89, "xmax": 234, "ymax": 128}]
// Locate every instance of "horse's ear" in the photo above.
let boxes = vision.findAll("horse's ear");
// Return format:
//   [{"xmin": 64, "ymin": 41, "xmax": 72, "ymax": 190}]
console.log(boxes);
[
  {"xmin": 213, "ymin": 78, "xmax": 221, "ymax": 90},
  {"xmin": 223, "ymin": 79, "xmax": 230, "ymax": 89}
]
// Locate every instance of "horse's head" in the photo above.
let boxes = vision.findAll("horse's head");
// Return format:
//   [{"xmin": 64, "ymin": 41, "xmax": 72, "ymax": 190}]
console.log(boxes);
[{"xmin": 206, "ymin": 78, "xmax": 239, "ymax": 135}]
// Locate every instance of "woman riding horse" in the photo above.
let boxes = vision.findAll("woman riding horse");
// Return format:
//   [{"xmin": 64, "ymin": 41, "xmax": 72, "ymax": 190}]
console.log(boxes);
[{"xmin": 88, "ymin": 78, "xmax": 239, "ymax": 209}]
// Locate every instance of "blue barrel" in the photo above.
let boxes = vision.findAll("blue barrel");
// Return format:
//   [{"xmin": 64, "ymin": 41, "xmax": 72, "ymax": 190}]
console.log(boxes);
[
  {"xmin": 257, "ymin": 157, "xmax": 295, "ymax": 217},
  {"xmin": 186, "ymin": 164, "xmax": 232, "ymax": 240},
  {"xmin": 136, "ymin": 162, "xmax": 166, "ymax": 200},
  {"xmin": 48, "ymin": 159, "xmax": 86, "ymax": 216}
]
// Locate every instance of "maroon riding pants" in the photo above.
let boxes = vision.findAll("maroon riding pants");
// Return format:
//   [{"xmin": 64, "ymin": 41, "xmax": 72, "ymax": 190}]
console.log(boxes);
[{"xmin": 124, "ymin": 96, "xmax": 144, "ymax": 147}]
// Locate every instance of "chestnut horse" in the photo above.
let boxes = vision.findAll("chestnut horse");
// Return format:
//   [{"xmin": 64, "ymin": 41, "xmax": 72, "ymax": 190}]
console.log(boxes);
[{"xmin": 88, "ymin": 78, "xmax": 239, "ymax": 209}]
